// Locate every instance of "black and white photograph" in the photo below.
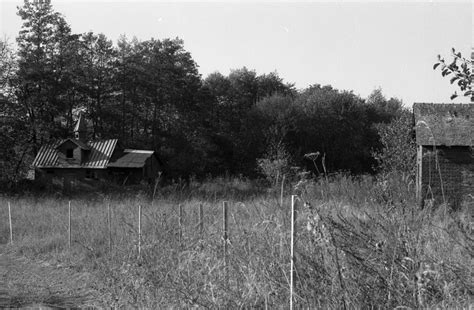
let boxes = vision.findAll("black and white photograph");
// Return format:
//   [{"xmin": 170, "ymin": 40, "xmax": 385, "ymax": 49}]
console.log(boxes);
[{"xmin": 0, "ymin": 0, "xmax": 472, "ymax": 308}]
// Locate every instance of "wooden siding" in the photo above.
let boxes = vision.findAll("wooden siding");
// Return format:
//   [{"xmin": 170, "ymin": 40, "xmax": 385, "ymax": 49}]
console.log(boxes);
[{"xmin": 418, "ymin": 146, "xmax": 473, "ymax": 208}]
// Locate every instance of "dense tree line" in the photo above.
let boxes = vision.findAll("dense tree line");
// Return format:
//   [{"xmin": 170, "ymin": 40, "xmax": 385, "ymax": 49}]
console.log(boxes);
[{"xmin": 0, "ymin": 0, "xmax": 411, "ymax": 183}]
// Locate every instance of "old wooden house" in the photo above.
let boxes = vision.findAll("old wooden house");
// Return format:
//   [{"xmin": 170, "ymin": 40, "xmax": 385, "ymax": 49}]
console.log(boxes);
[
  {"xmin": 32, "ymin": 114, "xmax": 161, "ymax": 185},
  {"xmin": 414, "ymin": 103, "xmax": 473, "ymax": 209}
]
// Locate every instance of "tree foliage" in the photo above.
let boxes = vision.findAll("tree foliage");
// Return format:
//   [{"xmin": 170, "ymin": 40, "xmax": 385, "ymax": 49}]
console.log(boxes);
[
  {"xmin": 2, "ymin": 0, "xmax": 413, "ymax": 183},
  {"xmin": 373, "ymin": 110, "xmax": 416, "ymax": 176},
  {"xmin": 14, "ymin": 0, "xmax": 80, "ymax": 150},
  {"xmin": 0, "ymin": 38, "xmax": 16, "ymax": 95},
  {"xmin": 433, "ymin": 48, "xmax": 473, "ymax": 102},
  {"xmin": 0, "ymin": 38, "xmax": 31, "ymax": 183}
]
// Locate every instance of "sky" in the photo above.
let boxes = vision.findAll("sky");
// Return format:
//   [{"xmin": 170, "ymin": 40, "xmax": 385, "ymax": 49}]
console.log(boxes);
[{"xmin": 1, "ymin": 0, "xmax": 472, "ymax": 106}]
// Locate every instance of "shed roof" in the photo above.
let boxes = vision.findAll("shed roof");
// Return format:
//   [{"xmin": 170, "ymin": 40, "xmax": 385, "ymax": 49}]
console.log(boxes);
[
  {"xmin": 108, "ymin": 149, "xmax": 155, "ymax": 168},
  {"xmin": 32, "ymin": 139, "xmax": 118, "ymax": 168},
  {"xmin": 413, "ymin": 103, "xmax": 473, "ymax": 146}
]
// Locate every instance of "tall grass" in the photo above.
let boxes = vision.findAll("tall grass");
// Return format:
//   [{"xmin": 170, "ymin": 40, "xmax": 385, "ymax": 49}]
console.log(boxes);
[{"xmin": 1, "ymin": 174, "xmax": 472, "ymax": 308}]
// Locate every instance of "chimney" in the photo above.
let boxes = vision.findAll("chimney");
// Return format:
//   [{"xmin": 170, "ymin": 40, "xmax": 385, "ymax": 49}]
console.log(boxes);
[{"xmin": 74, "ymin": 112, "xmax": 88, "ymax": 141}]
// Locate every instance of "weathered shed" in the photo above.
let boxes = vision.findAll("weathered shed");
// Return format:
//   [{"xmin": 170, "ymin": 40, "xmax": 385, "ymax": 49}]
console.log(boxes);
[
  {"xmin": 414, "ymin": 103, "xmax": 473, "ymax": 208},
  {"xmin": 32, "ymin": 114, "xmax": 161, "ymax": 186},
  {"xmin": 108, "ymin": 149, "xmax": 161, "ymax": 184}
]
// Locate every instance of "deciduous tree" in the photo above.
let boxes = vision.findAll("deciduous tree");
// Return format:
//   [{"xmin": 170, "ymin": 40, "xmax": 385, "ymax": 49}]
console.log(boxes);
[
  {"xmin": 15, "ymin": 0, "xmax": 80, "ymax": 151},
  {"xmin": 433, "ymin": 48, "xmax": 473, "ymax": 102}
]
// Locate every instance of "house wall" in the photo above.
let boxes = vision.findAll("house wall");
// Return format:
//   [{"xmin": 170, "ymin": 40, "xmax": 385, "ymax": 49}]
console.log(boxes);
[
  {"xmin": 420, "ymin": 146, "xmax": 473, "ymax": 209},
  {"xmin": 36, "ymin": 168, "xmax": 107, "ymax": 182},
  {"xmin": 35, "ymin": 154, "xmax": 161, "ymax": 186}
]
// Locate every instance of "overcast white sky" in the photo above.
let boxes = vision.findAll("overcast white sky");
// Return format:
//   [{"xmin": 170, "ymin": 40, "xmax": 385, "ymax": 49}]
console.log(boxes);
[{"xmin": 1, "ymin": 1, "xmax": 472, "ymax": 106}]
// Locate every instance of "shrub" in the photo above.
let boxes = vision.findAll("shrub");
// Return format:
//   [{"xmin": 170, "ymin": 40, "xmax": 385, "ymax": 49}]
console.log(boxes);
[
  {"xmin": 257, "ymin": 141, "xmax": 292, "ymax": 185},
  {"xmin": 373, "ymin": 110, "xmax": 416, "ymax": 177}
]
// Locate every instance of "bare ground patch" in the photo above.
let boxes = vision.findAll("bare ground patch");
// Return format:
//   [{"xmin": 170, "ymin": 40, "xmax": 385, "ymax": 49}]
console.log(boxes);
[{"xmin": 0, "ymin": 246, "xmax": 98, "ymax": 308}]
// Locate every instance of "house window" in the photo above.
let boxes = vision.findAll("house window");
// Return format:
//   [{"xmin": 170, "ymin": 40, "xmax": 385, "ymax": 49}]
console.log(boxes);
[
  {"xmin": 66, "ymin": 148, "xmax": 74, "ymax": 158},
  {"xmin": 46, "ymin": 170, "xmax": 54, "ymax": 174}
]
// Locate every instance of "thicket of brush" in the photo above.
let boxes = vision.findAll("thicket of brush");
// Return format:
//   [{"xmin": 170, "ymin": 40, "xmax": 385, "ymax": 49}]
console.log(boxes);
[{"xmin": 1, "ymin": 174, "xmax": 472, "ymax": 308}]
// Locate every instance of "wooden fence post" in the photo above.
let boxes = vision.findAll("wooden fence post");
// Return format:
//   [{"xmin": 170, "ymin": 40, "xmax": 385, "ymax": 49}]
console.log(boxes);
[
  {"xmin": 8, "ymin": 202, "xmax": 13, "ymax": 245},
  {"xmin": 138, "ymin": 204, "xmax": 142, "ymax": 257},
  {"xmin": 199, "ymin": 203, "xmax": 204, "ymax": 235},
  {"xmin": 107, "ymin": 202, "xmax": 112, "ymax": 252},
  {"xmin": 280, "ymin": 175, "xmax": 286, "ymax": 206},
  {"xmin": 68, "ymin": 201, "xmax": 71, "ymax": 249},
  {"xmin": 179, "ymin": 204, "xmax": 183, "ymax": 245},
  {"xmin": 290, "ymin": 195, "xmax": 297, "ymax": 310},
  {"xmin": 223, "ymin": 201, "xmax": 229, "ymax": 283},
  {"xmin": 279, "ymin": 227, "xmax": 284, "ymax": 261}
]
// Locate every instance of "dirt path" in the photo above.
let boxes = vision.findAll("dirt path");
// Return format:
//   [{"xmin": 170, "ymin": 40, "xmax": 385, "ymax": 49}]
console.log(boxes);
[{"xmin": 0, "ymin": 247, "xmax": 98, "ymax": 308}]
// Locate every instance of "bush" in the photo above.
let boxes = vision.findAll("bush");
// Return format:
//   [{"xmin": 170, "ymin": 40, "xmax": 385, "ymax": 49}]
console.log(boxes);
[
  {"xmin": 373, "ymin": 110, "xmax": 416, "ymax": 177},
  {"xmin": 257, "ymin": 141, "xmax": 292, "ymax": 185}
]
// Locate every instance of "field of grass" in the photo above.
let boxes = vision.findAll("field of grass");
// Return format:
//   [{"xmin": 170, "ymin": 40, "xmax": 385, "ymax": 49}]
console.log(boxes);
[{"xmin": 1, "ymin": 174, "xmax": 472, "ymax": 308}]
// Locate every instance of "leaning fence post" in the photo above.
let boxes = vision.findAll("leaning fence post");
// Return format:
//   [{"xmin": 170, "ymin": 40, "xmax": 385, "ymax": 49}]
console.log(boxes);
[
  {"xmin": 290, "ymin": 195, "xmax": 297, "ymax": 310},
  {"xmin": 138, "ymin": 204, "xmax": 142, "ymax": 257},
  {"xmin": 223, "ymin": 201, "xmax": 229, "ymax": 283},
  {"xmin": 8, "ymin": 202, "xmax": 13, "ymax": 245},
  {"xmin": 68, "ymin": 201, "xmax": 72, "ymax": 249}
]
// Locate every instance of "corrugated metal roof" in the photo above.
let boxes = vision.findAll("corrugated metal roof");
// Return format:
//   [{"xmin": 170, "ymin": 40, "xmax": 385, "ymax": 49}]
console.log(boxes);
[
  {"xmin": 32, "ymin": 139, "xmax": 118, "ymax": 168},
  {"xmin": 32, "ymin": 141, "xmax": 61, "ymax": 167},
  {"xmin": 83, "ymin": 139, "xmax": 117, "ymax": 168},
  {"xmin": 108, "ymin": 149, "xmax": 154, "ymax": 168},
  {"xmin": 123, "ymin": 149, "xmax": 154, "ymax": 154}
]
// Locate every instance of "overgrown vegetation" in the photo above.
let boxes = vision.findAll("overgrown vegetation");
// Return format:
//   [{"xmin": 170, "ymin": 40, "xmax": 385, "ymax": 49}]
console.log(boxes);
[
  {"xmin": 1, "ymin": 175, "xmax": 472, "ymax": 308},
  {"xmin": 373, "ymin": 110, "xmax": 417, "ymax": 176}
]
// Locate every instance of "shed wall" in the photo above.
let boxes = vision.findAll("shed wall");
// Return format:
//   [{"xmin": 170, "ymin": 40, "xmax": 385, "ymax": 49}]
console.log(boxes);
[
  {"xmin": 144, "ymin": 156, "xmax": 160, "ymax": 181},
  {"xmin": 106, "ymin": 167, "xmax": 143, "ymax": 184},
  {"xmin": 420, "ymin": 146, "xmax": 473, "ymax": 208}
]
